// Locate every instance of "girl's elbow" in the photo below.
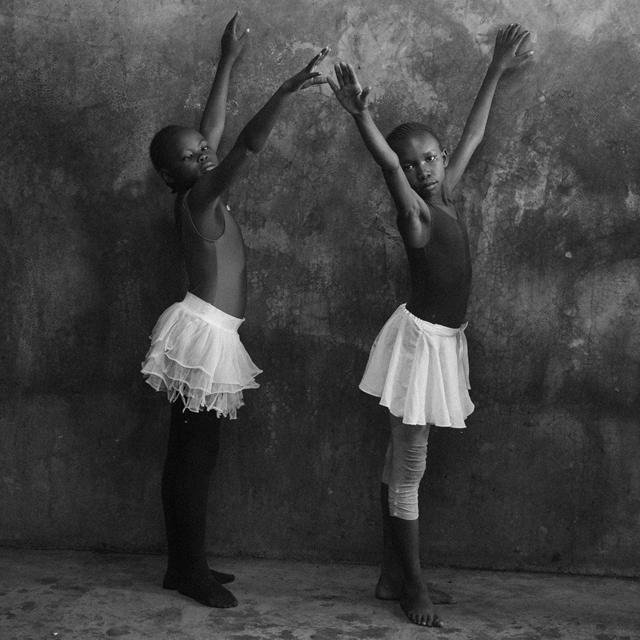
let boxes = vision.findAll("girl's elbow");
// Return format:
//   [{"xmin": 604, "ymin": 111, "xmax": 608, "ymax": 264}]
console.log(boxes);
[
  {"xmin": 237, "ymin": 130, "xmax": 261, "ymax": 154},
  {"xmin": 466, "ymin": 130, "xmax": 485, "ymax": 149},
  {"xmin": 382, "ymin": 160, "xmax": 401, "ymax": 174},
  {"xmin": 397, "ymin": 202, "xmax": 422, "ymax": 221}
]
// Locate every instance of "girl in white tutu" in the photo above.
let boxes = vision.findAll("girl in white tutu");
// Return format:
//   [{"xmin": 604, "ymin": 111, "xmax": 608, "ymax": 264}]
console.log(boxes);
[
  {"xmin": 142, "ymin": 12, "xmax": 328, "ymax": 608},
  {"xmin": 324, "ymin": 25, "xmax": 533, "ymax": 627}
]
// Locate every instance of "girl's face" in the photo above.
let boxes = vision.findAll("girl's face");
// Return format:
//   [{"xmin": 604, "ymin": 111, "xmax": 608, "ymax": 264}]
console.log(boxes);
[
  {"xmin": 158, "ymin": 128, "xmax": 217, "ymax": 192},
  {"xmin": 395, "ymin": 132, "xmax": 448, "ymax": 200}
]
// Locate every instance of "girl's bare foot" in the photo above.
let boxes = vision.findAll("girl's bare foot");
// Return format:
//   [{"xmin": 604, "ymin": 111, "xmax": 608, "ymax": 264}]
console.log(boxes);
[
  {"xmin": 400, "ymin": 583, "xmax": 442, "ymax": 627},
  {"xmin": 375, "ymin": 573, "xmax": 455, "ymax": 604},
  {"xmin": 375, "ymin": 573, "xmax": 403, "ymax": 600}
]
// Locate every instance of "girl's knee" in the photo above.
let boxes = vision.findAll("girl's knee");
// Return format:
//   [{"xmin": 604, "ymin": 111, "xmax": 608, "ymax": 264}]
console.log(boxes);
[{"xmin": 387, "ymin": 484, "xmax": 420, "ymax": 520}]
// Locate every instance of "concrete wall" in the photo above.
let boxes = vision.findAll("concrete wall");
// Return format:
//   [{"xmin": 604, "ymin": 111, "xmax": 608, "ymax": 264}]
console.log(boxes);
[{"xmin": 1, "ymin": 0, "xmax": 639, "ymax": 576}]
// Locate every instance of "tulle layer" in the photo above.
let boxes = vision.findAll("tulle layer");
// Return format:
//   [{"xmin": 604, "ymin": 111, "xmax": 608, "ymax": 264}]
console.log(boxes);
[
  {"xmin": 141, "ymin": 293, "xmax": 261, "ymax": 418},
  {"xmin": 359, "ymin": 304, "xmax": 474, "ymax": 427}
]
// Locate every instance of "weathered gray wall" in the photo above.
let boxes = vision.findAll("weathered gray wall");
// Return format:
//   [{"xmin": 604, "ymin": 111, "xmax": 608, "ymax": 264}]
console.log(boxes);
[{"xmin": 1, "ymin": 0, "xmax": 639, "ymax": 576}]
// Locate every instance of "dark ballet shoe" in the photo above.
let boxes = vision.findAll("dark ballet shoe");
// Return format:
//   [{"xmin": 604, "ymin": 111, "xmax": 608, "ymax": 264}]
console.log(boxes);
[
  {"xmin": 163, "ymin": 567, "xmax": 235, "ymax": 590},
  {"xmin": 176, "ymin": 574, "xmax": 238, "ymax": 608}
]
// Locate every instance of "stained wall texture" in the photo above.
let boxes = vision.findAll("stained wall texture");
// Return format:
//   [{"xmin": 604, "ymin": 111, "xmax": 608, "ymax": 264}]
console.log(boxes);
[{"xmin": 1, "ymin": 1, "xmax": 639, "ymax": 577}]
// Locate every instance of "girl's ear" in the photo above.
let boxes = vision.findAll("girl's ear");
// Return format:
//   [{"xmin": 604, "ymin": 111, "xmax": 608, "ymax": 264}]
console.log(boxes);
[
  {"xmin": 442, "ymin": 148, "xmax": 449, "ymax": 167},
  {"xmin": 159, "ymin": 168, "xmax": 175, "ymax": 188}
]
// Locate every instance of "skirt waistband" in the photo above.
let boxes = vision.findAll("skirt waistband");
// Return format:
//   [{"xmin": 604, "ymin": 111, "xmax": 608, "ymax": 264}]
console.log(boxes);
[
  {"xmin": 400, "ymin": 304, "xmax": 467, "ymax": 336},
  {"xmin": 180, "ymin": 292, "xmax": 244, "ymax": 332}
]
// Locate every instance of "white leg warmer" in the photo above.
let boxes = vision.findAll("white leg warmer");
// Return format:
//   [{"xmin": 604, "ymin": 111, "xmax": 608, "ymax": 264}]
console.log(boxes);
[{"xmin": 382, "ymin": 418, "xmax": 430, "ymax": 520}]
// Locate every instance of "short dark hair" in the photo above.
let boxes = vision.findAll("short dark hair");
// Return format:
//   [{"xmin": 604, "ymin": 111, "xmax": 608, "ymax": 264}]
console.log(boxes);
[
  {"xmin": 149, "ymin": 124, "xmax": 184, "ymax": 171},
  {"xmin": 386, "ymin": 122, "xmax": 443, "ymax": 153}
]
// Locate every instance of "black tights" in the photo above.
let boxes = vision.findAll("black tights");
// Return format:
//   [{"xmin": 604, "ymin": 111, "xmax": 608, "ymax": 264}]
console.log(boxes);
[{"xmin": 161, "ymin": 401, "xmax": 220, "ymax": 579}]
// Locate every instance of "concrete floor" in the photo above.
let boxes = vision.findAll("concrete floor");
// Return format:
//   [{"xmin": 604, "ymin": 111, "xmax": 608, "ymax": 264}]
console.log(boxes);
[{"xmin": 0, "ymin": 550, "xmax": 638, "ymax": 640}]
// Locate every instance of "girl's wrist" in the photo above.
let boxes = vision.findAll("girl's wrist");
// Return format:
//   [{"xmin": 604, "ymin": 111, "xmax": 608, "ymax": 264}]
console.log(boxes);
[
  {"xmin": 219, "ymin": 51, "xmax": 239, "ymax": 65},
  {"xmin": 352, "ymin": 107, "xmax": 370, "ymax": 119},
  {"xmin": 487, "ymin": 60, "xmax": 505, "ymax": 76},
  {"xmin": 276, "ymin": 84, "xmax": 294, "ymax": 97}
]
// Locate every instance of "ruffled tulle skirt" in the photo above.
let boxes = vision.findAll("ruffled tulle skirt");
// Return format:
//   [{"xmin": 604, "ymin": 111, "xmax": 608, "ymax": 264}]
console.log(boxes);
[
  {"xmin": 359, "ymin": 304, "xmax": 474, "ymax": 427},
  {"xmin": 141, "ymin": 292, "xmax": 261, "ymax": 418}
]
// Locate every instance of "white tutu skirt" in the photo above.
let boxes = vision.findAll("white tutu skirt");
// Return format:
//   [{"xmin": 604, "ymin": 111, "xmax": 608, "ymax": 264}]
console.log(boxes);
[
  {"xmin": 359, "ymin": 304, "xmax": 474, "ymax": 427},
  {"xmin": 141, "ymin": 292, "xmax": 262, "ymax": 418}
]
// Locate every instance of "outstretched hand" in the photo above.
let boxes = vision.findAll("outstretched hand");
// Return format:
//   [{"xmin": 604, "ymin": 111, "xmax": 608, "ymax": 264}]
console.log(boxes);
[
  {"xmin": 221, "ymin": 11, "xmax": 250, "ymax": 60},
  {"xmin": 491, "ymin": 23, "xmax": 534, "ymax": 72},
  {"xmin": 280, "ymin": 47, "xmax": 330, "ymax": 93},
  {"xmin": 320, "ymin": 62, "xmax": 371, "ymax": 115}
]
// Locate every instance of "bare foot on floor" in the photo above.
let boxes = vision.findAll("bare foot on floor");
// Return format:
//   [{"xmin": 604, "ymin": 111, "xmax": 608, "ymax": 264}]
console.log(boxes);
[
  {"xmin": 177, "ymin": 574, "xmax": 238, "ymax": 608},
  {"xmin": 375, "ymin": 571, "xmax": 403, "ymax": 600},
  {"xmin": 400, "ymin": 585, "xmax": 442, "ymax": 627},
  {"xmin": 375, "ymin": 574, "xmax": 402, "ymax": 600},
  {"xmin": 375, "ymin": 574, "xmax": 455, "ymax": 604}
]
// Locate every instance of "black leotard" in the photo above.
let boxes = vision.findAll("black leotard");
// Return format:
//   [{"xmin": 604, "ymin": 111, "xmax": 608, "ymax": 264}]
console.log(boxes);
[{"xmin": 404, "ymin": 204, "xmax": 471, "ymax": 328}]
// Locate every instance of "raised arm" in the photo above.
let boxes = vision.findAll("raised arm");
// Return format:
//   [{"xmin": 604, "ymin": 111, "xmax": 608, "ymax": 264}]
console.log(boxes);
[
  {"xmin": 327, "ymin": 63, "xmax": 430, "ymax": 247},
  {"xmin": 445, "ymin": 23, "xmax": 533, "ymax": 190},
  {"xmin": 189, "ymin": 48, "xmax": 329, "ymax": 212},
  {"xmin": 199, "ymin": 12, "xmax": 249, "ymax": 151}
]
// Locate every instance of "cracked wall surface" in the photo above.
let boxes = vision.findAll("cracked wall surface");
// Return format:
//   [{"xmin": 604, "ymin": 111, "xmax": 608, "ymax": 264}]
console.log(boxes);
[{"xmin": 1, "ymin": 0, "xmax": 639, "ymax": 575}]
